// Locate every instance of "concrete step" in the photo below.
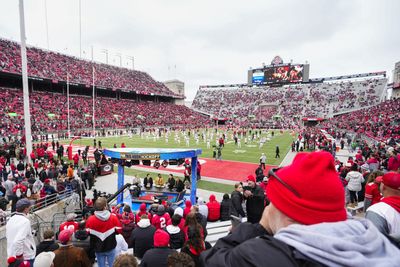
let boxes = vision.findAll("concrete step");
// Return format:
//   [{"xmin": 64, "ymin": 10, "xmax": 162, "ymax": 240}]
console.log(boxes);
[
  {"xmin": 206, "ymin": 220, "xmax": 231, "ymax": 229},
  {"xmin": 207, "ymin": 225, "xmax": 231, "ymax": 235},
  {"xmin": 206, "ymin": 232, "xmax": 229, "ymax": 244}
]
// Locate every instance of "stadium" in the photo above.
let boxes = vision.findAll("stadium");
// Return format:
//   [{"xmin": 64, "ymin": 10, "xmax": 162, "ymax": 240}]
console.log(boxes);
[{"xmin": 1, "ymin": 1, "xmax": 400, "ymax": 267}]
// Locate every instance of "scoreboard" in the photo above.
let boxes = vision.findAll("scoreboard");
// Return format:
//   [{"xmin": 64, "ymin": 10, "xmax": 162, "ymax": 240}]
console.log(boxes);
[{"xmin": 249, "ymin": 63, "xmax": 310, "ymax": 85}]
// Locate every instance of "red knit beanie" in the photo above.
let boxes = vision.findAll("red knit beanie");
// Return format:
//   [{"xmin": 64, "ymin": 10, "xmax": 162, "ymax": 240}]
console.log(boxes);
[
  {"xmin": 267, "ymin": 151, "xmax": 346, "ymax": 225},
  {"xmin": 154, "ymin": 229, "xmax": 170, "ymax": 247}
]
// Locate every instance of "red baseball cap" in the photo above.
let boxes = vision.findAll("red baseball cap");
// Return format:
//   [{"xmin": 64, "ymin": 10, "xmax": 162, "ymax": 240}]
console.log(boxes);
[
  {"xmin": 58, "ymin": 230, "xmax": 73, "ymax": 245},
  {"xmin": 382, "ymin": 172, "xmax": 400, "ymax": 190}
]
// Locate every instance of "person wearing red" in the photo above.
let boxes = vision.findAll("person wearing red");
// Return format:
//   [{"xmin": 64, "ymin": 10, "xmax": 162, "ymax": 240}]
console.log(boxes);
[
  {"xmin": 151, "ymin": 205, "xmax": 171, "ymax": 230},
  {"xmin": 173, "ymin": 207, "xmax": 186, "ymax": 231},
  {"xmin": 136, "ymin": 203, "xmax": 152, "ymax": 223},
  {"xmin": 86, "ymin": 197, "xmax": 122, "ymax": 267},
  {"xmin": 183, "ymin": 200, "xmax": 192, "ymax": 218},
  {"xmin": 73, "ymin": 153, "xmax": 80, "ymax": 169},
  {"xmin": 206, "ymin": 194, "xmax": 220, "ymax": 222},
  {"xmin": 30, "ymin": 151, "xmax": 36, "ymax": 161},
  {"xmin": 59, "ymin": 213, "xmax": 79, "ymax": 233},
  {"xmin": 121, "ymin": 143, "xmax": 126, "ymax": 148},
  {"xmin": 366, "ymin": 172, "xmax": 400, "ymax": 238},
  {"xmin": 387, "ymin": 150, "xmax": 400, "ymax": 172},
  {"xmin": 364, "ymin": 171, "xmax": 384, "ymax": 211}
]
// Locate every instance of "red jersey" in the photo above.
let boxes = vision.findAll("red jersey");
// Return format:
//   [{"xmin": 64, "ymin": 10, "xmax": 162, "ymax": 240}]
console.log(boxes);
[
  {"xmin": 364, "ymin": 183, "xmax": 382, "ymax": 205},
  {"xmin": 151, "ymin": 213, "xmax": 171, "ymax": 230},
  {"xmin": 59, "ymin": 221, "xmax": 79, "ymax": 233}
]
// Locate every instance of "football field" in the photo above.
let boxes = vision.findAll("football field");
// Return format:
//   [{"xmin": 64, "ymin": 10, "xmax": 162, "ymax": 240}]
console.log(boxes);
[{"xmin": 70, "ymin": 129, "xmax": 295, "ymax": 166}]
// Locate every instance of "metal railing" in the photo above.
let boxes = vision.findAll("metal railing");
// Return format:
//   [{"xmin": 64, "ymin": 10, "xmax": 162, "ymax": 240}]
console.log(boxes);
[{"xmin": 0, "ymin": 189, "xmax": 80, "ymax": 227}]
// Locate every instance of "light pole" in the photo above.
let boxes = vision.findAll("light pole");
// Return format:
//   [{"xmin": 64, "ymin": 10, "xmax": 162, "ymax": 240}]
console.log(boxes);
[
  {"xmin": 127, "ymin": 55, "xmax": 134, "ymax": 70},
  {"xmin": 115, "ymin": 53, "xmax": 122, "ymax": 67},
  {"xmin": 79, "ymin": 0, "xmax": 82, "ymax": 58},
  {"xmin": 19, "ymin": 0, "xmax": 33, "ymax": 163},
  {"xmin": 44, "ymin": 0, "xmax": 49, "ymax": 49},
  {"xmin": 101, "ymin": 49, "xmax": 108, "ymax": 64}
]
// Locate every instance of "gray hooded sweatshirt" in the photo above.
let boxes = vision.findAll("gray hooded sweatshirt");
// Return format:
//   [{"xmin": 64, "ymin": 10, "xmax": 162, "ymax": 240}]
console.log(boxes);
[{"xmin": 275, "ymin": 218, "xmax": 400, "ymax": 267}]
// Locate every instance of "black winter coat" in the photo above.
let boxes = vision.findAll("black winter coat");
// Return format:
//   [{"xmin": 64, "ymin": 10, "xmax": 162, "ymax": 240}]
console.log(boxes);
[
  {"xmin": 36, "ymin": 240, "xmax": 59, "ymax": 256},
  {"xmin": 230, "ymin": 191, "xmax": 245, "ymax": 217},
  {"xmin": 130, "ymin": 224, "xmax": 156, "ymax": 258},
  {"xmin": 244, "ymin": 185, "xmax": 265, "ymax": 223},
  {"xmin": 200, "ymin": 223, "xmax": 324, "ymax": 267},
  {"xmin": 220, "ymin": 199, "xmax": 232, "ymax": 221},
  {"xmin": 140, "ymin": 247, "xmax": 175, "ymax": 267}
]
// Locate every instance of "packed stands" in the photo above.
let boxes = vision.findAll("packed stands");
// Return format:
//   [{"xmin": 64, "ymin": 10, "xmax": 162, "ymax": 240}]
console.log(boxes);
[
  {"xmin": 321, "ymin": 98, "xmax": 400, "ymax": 142},
  {"xmin": 0, "ymin": 38, "xmax": 177, "ymax": 97},
  {"xmin": 192, "ymin": 77, "xmax": 387, "ymax": 128},
  {"xmin": 0, "ymin": 87, "xmax": 211, "ymax": 136}
]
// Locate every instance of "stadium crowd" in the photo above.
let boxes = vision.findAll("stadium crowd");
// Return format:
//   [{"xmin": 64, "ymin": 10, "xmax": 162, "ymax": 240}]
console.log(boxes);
[
  {"xmin": 192, "ymin": 78, "xmax": 386, "ymax": 127},
  {"xmin": 0, "ymin": 39, "xmax": 177, "ymax": 97},
  {"xmin": 0, "ymin": 87, "xmax": 211, "ymax": 136}
]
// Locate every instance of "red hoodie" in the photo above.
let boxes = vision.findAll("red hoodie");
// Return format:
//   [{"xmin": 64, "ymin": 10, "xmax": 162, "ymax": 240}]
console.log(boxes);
[
  {"xmin": 183, "ymin": 200, "xmax": 192, "ymax": 218},
  {"xmin": 136, "ymin": 203, "xmax": 152, "ymax": 222},
  {"xmin": 206, "ymin": 195, "xmax": 220, "ymax": 222}
]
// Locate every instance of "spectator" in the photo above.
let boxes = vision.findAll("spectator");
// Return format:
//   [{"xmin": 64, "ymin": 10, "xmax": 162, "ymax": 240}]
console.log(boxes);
[
  {"xmin": 219, "ymin": 193, "xmax": 231, "ymax": 221},
  {"xmin": 206, "ymin": 194, "xmax": 220, "ymax": 222},
  {"xmin": 53, "ymin": 229, "xmax": 91, "ymax": 267},
  {"xmin": 366, "ymin": 172, "xmax": 400, "ymax": 240},
  {"xmin": 4, "ymin": 174, "xmax": 16, "ymax": 212},
  {"xmin": 364, "ymin": 171, "xmax": 384, "ymax": 211},
  {"xmin": 136, "ymin": 203, "xmax": 152, "ymax": 223},
  {"xmin": 71, "ymin": 220, "xmax": 94, "ymax": 263},
  {"xmin": 167, "ymin": 252, "xmax": 195, "ymax": 267},
  {"xmin": 130, "ymin": 214, "xmax": 156, "ymax": 258},
  {"xmin": 151, "ymin": 205, "xmax": 171, "ymax": 230},
  {"xmin": 86, "ymin": 197, "xmax": 122, "ymax": 267},
  {"xmin": 201, "ymin": 151, "xmax": 400, "ymax": 266},
  {"xmin": 59, "ymin": 213, "xmax": 79, "ymax": 232},
  {"xmin": 165, "ymin": 214, "xmax": 185, "ymax": 249},
  {"xmin": 183, "ymin": 200, "xmax": 192, "ymax": 218},
  {"xmin": 181, "ymin": 226, "xmax": 208, "ymax": 267},
  {"xmin": 67, "ymin": 165, "xmax": 74, "ymax": 179},
  {"xmin": 34, "ymin": 251, "xmax": 55, "ymax": 267},
  {"xmin": 140, "ymin": 229, "xmax": 175, "ymax": 267},
  {"xmin": 196, "ymin": 198, "xmax": 208, "ymax": 219},
  {"xmin": 115, "ymin": 233, "xmax": 128, "ymax": 257},
  {"xmin": 243, "ymin": 174, "xmax": 265, "ymax": 223},
  {"xmin": 113, "ymin": 254, "xmax": 138, "ymax": 267},
  {"xmin": 230, "ymin": 183, "xmax": 245, "ymax": 218},
  {"xmin": 345, "ymin": 164, "xmax": 365, "ymax": 208},
  {"xmin": 6, "ymin": 198, "xmax": 36, "ymax": 265},
  {"xmin": 36, "ymin": 229, "xmax": 59, "ymax": 256},
  {"xmin": 173, "ymin": 207, "xmax": 186, "ymax": 231}
]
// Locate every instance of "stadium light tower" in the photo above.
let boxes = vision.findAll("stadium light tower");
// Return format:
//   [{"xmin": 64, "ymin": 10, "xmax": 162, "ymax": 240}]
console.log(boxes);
[
  {"xmin": 115, "ymin": 53, "xmax": 122, "ymax": 67},
  {"xmin": 44, "ymin": 0, "xmax": 50, "ymax": 49},
  {"xmin": 18, "ymin": 0, "xmax": 33, "ymax": 163},
  {"xmin": 127, "ymin": 56, "xmax": 134, "ymax": 70},
  {"xmin": 79, "ymin": 0, "xmax": 82, "ymax": 58},
  {"xmin": 101, "ymin": 49, "xmax": 108, "ymax": 64}
]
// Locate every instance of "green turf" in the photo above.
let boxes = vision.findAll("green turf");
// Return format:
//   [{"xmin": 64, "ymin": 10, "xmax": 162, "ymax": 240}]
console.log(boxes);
[
  {"xmin": 68, "ymin": 129, "xmax": 295, "ymax": 165},
  {"xmin": 123, "ymin": 168, "xmax": 234, "ymax": 194}
]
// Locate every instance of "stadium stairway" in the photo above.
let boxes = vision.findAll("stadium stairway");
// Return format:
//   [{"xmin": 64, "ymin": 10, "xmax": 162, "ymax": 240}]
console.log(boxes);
[{"xmin": 205, "ymin": 220, "xmax": 232, "ymax": 246}]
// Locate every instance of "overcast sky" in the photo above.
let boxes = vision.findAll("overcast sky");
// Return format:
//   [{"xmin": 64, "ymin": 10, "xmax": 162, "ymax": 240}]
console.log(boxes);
[{"xmin": 0, "ymin": 0, "xmax": 399, "ymax": 101}]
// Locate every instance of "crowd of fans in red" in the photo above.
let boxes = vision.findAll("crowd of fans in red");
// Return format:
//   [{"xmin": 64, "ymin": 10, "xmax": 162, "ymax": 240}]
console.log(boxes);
[
  {"xmin": 0, "ymin": 87, "xmax": 211, "ymax": 136},
  {"xmin": 0, "ymin": 39, "xmax": 178, "ymax": 97},
  {"xmin": 321, "ymin": 98, "xmax": 400, "ymax": 143}
]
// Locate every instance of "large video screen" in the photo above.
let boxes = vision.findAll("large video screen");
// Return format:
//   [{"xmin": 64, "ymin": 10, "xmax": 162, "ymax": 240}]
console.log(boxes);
[
  {"xmin": 264, "ymin": 65, "xmax": 304, "ymax": 83},
  {"xmin": 252, "ymin": 70, "xmax": 264, "ymax": 84}
]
